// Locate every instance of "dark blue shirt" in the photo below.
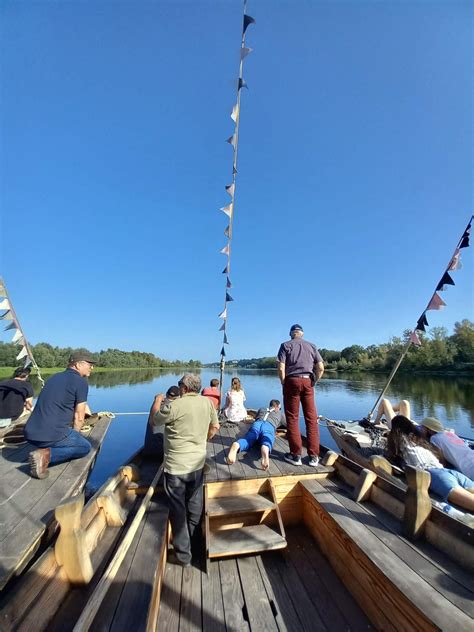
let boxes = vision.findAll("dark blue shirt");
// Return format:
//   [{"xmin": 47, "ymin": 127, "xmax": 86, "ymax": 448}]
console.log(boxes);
[
  {"xmin": 277, "ymin": 338, "xmax": 323, "ymax": 376},
  {"xmin": 0, "ymin": 379, "xmax": 34, "ymax": 419},
  {"xmin": 25, "ymin": 369, "xmax": 88, "ymax": 442}
]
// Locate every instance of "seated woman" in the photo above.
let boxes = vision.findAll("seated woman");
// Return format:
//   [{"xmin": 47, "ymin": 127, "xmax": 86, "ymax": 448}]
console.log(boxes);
[
  {"xmin": 223, "ymin": 377, "xmax": 247, "ymax": 424},
  {"xmin": 374, "ymin": 398, "xmax": 411, "ymax": 429},
  {"xmin": 386, "ymin": 415, "xmax": 474, "ymax": 513}
]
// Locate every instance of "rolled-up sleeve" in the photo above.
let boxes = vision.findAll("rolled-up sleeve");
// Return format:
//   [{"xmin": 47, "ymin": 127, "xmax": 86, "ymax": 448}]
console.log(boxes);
[{"xmin": 153, "ymin": 403, "xmax": 172, "ymax": 427}]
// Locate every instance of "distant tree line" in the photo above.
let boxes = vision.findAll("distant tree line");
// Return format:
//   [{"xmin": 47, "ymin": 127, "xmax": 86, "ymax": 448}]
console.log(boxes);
[
  {"xmin": 226, "ymin": 320, "xmax": 474, "ymax": 373},
  {"xmin": 0, "ymin": 342, "xmax": 202, "ymax": 369}
]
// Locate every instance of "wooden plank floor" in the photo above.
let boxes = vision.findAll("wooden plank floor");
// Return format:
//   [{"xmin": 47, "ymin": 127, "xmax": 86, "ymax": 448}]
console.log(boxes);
[
  {"xmin": 0, "ymin": 416, "xmax": 112, "ymax": 590},
  {"xmin": 156, "ymin": 526, "xmax": 373, "ymax": 632},
  {"xmin": 205, "ymin": 423, "xmax": 332, "ymax": 482}
]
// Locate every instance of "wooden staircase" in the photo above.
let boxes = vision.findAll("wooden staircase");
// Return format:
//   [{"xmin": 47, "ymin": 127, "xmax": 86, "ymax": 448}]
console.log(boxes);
[{"xmin": 204, "ymin": 479, "xmax": 286, "ymax": 563}]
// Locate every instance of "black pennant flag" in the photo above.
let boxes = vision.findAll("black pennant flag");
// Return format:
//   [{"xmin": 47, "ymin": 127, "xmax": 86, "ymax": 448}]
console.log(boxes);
[
  {"xmin": 226, "ymin": 276, "xmax": 232, "ymax": 288},
  {"xmin": 226, "ymin": 292, "xmax": 234, "ymax": 302},
  {"xmin": 223, "ymin": 332, "xmax": 229, "ymax": 344},
  {"xmin": 243, "ymin": 14, "xmax": 256, "ymax": 34},
  {"xmin": 459, "ymin": 234, "xmax": 470, "ymax": 249},
  {"xmin": 221, "ymin": 346, "xmax": 226, "ymax": 357},
  {"xmin": 222, "ymin": 264, "xmax": 229, "ymax": 274},
  {"xmin": 238, "ymin": 78, "xmax": 248, "ymax": 91},
  {"xmin": 416, "ymin": 313, "xmax": 429, "ymax": 332},
  {"xmin": 436, "ymin": 271, "xmax": 455, "ymax": 291},
  {"xmin": 233, "ymin": 165, "xmax": 238, "ymax": 175}
]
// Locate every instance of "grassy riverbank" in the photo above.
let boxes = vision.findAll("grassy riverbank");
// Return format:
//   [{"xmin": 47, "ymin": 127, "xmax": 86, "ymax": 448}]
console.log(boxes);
[{"xmin": 0, "ymin": 366, "xmax": 182, "ymax": 380}]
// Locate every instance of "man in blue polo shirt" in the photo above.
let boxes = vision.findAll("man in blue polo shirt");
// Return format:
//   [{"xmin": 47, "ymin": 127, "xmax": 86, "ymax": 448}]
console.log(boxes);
[{"xmin": 25, "ymin": 352, "xmax": 96, "ymax": 479}]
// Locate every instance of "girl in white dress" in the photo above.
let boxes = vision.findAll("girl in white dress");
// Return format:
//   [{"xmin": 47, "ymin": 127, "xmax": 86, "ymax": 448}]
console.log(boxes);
[{"xmin": 224, "ymin": 377, "xmax": 247, "ymax": 423}]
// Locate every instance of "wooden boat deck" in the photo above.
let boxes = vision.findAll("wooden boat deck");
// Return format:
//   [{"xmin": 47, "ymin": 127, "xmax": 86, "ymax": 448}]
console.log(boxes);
[
  {"xmin": 0, "ymin": 416, "xmax": 112, "ymax": 590},
  {"xmin": 205, "ymin": 423, "xmax": 333, "ymax": 482},
  {"xmin": 157, "ymin": 526, "xmax": 374, "ymax": 632}
]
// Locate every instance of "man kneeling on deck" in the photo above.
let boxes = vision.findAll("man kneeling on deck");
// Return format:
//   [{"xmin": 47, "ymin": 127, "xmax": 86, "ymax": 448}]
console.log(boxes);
[
  {"xmin": 150, "ymin": 373, "xmax": 220, "ymax": 567},
  {"xmin": 24, "ymin": 352, "xmax": 95, "ymax": 479},
  {"xmin": 227, "ymin": 400, "xmax": 285, "ymax": 470}
]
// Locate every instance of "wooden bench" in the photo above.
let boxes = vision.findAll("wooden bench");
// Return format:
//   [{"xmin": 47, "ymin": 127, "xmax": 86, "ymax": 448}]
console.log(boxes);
[{"xmin": 300, "ymin": 478, "xmax": 474, "ymax": 631}]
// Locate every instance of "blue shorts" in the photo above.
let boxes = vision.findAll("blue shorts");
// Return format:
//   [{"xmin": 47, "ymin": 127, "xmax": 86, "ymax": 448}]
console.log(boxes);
[{"xmin": 428, "ymin": 467, "xmax": 474, "ymax": 501}]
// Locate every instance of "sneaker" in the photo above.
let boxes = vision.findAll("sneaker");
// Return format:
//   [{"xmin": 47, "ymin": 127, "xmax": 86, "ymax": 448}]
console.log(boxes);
[
  {"xmin": 308, "ymin": 456, "xmax": 320, "ymax": 467},
  {"xmin": 284, "ymin": 453, "xmax": 302, "ymax": 466}
]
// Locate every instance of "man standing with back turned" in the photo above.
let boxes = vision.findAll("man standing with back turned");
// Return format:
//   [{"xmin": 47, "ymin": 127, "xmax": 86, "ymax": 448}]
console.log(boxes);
[{"xmin": 277, "ymin": 324, "xmax": 324, "ymax": 467}]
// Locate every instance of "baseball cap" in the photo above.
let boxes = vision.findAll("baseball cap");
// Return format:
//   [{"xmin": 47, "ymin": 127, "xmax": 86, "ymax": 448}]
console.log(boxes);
[
  {"xmin": 289, "ymin": 324, "xmax": 304, "ymax": 334},
  {"xmin": 69, "ymin": 352, "xmax": 97, "ymax": 364},
  {"xmin": 421, "ymin": 417, "xmax": 444, "ymax": 433},
  {"xmin": 166, "ymin": 385, "xmax": 180, "ymax": 399}
]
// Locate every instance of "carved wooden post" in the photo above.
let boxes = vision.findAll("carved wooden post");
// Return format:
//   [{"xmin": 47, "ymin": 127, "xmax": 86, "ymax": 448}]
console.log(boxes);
[
  {"xmin": 55, "ymin": 494, "xmax": 93, "ymax": 584},
  {"xmin": 322, "ymin": 450, "xmax": 339, "ymax": 467},
  {"xmin": 353, "ymin": 468, "xmax": 377, "ymax": 502},
  {"xmin": 369, "ymin": 454, "xmax": 393, "ymax": 476},
  {"xmin": 96, "ymin": 492, "xmax": 127, "ymax": 526},
  {"xmin": 403, "ymin": 466, "xmax": 432, "ymax": 539},
  {"xmin": 121, "ymin": 464, "xmax": 140, "ymax": 483}
]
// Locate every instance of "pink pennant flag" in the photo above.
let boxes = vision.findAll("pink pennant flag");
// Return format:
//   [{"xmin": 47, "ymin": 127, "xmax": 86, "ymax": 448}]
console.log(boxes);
[
  {"xmin": 410, "ymin": 332, "xmax": 422, "ymax": 347},
  {"xmin": 231, "ymin": 104, "xmax": 239, "ymax": 123},
  {"xmin": 16, "ymin": 346, "xmax": 28, "ymax": 360},
  {"xmin": 220, "ymin": 203, "xmax": 233, "ymax": 218},
  {"xmin": 427, "ymin": 293, "xmax": 446, "ymax": 311},
  {"xmin": 448, "ymin": 248, "xmax": 462, "ymax": 271},
  {"xmin": 220, "ymin": 244, "xmax": 230, "ymax": 256},
  {"xmin": 225, "ymin": 183, "xmax": 235, "ymax": 198},
  {"xmin": 218, "ymin": 307, "xmax": 227, "ymax": 319},
  {"xmin": 0, "ymin": 298, "xmax": 11, "ymax": 311}
]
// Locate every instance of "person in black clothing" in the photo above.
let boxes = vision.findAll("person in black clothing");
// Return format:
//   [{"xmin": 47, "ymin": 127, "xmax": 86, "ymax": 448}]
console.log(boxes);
[{"xmin": 0, "ymin": 367, "xmax": 34, "ymax": 428}]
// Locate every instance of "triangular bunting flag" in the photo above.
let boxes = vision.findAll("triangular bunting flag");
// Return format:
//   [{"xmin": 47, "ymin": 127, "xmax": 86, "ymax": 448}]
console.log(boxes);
[
  {"xmin": 4, "ymin": 319, "xmax": 18, "ymax": 331},
  {"xmin": 243, "ymin": 14, "xmax": 256, "ymax": 33},
  {"xmin": 16, "ymin": 346, "xmax": 28, "ymax": 360},
  {"xmin": 436, "ymin": 271, "xmax": 455, "ymax": 291},
  {"xmin": 220, "ymin": 244, "xmax": 230, "ymax": 256},
  {"xmin": 416, "ymin": 313, "xmax": 429, "ymax": 332},
  {"xmin": 226, "ymin": 276, "xmax": 232, "ymax": 289},
  {"xmin": 226, "ymin": 134, "xmax": 236, "ymax": 148},
  {"xmin": 231, "ymin": 103, "xmax": 239, "ymax": 123},
  {"xmin": 427, "ymin": 293, "xmax": 446, "ymax": 311},
  {"xmin": 12, "ymin": 329, "xmax": 23, "ymax": 344},
  {"xmin": 218, "ymin": 307, "xmax": 227, "ymax": 319},
  {"xmin": 233, "ymin": 165, "xmax": 238, "ymax": 175},
  {"xmin": 224, "ymin": 225, "xmax": 230, "ymax": 238},
  {"xmin": 226, "ymin": 292, "xmax": 234, "ymax": 302},
  {"xmin": 0, "ymin": 310, "xmax": 14, "ymax": 320},
  {"xmin": 223, "ymin": 333, "xmax": 229, "ymax": 344},
  {"xmin": 448, "ymin": 249, "xmax": 462, "ymax": 271},
  {"xmin": 238, "ymin": 78, "xmax": 248, "ymax": 91},
  {"xmin": 220, "ymin": 346, "xmax": 226, "ymax": 357},
  {"xmin": 240, "ymin": 47, "xmax": 253, "ymax": 60},
  {"xmin": 24, "ymin": 357, "xmax": 33, "ymax": 368},
  {"xmin": 0, "ymin": 281, "xmax": 6, "ymax": 296},
  {"xmin": 225, "ymin": 183, "xmax": 235, "ymax": 198},
  {"xmin": 220, "ymin": 203, "xmax": 233, "ymax": 218},
  {"xmin": 219, "ymin": 322, "xmax": 226, "ymax": 331},
  {"xmin": 222, "ymin": 264, "xmax": 229, "ymax": 274},
  {"xmin": 0, "ymin": 298, "xmax": 11, "ymax": 311},
  {"xmin": 410, "ymin": 332, "xmax": 422, "ymax": 347},
  {"xmin": 459, "ymin": 234, "xmax": 470, "ymax": 249}
]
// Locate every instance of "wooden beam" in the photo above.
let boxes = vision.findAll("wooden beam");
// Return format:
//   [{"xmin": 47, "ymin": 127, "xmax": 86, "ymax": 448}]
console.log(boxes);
[
  {"xmin": 352, "ymin": 468, "xmax": 377, "ymax": 503},
  {"xmin": 369, "ymin": 454, "xmax": 393, "ymax": 476},
  {"xmin": 96, "ymin": 492, "xmax": 127, "ymax": 527},
  {"xmin": 403, "ymin": 466, "xmax": 432, "ymax": 540},
  {"xmin": 321, "ymin": 450, "xmax": 339, "ymax": 467},
  {"xmin": 54, "ymin": 494, "xmax": 93, "ymax": 585}
]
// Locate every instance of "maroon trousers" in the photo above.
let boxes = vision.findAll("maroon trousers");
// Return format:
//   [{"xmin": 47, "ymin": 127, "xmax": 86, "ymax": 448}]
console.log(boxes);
[{"xmin": 283, "ymin": 376, "xmax": 319, "ymax": 456}]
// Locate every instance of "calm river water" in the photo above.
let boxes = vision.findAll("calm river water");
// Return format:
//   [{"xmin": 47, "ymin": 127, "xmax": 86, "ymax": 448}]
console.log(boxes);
[{"xmin": 83, "ymin": 368, "xmax": 474, "ymax": 490}]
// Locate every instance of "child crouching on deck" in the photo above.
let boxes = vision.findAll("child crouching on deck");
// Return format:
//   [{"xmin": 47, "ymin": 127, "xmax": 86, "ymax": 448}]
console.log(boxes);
[{"xmin": 227, "ymin": 400, "xmax": 285, "ymax": 470}]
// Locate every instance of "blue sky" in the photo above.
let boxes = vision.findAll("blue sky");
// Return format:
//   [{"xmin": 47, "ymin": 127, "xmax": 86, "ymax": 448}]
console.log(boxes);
[{"xmin": 1, "ymin": 0, "xmax": 472, "ymax": 362}]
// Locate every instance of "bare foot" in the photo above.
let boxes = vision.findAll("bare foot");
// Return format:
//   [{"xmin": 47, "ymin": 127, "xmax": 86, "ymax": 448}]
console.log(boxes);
[
  {"xmin": 227, "ymin": 442, "xmax": 240, "ymax": 464},
  {"xmin": 261, "ymin": 446, "xmax": 270, "ymax": 471}
]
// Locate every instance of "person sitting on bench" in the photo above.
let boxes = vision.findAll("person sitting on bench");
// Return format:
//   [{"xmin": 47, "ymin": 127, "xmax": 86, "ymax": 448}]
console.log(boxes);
[{"xmin": 0, "ymin": 366, "xmax": 34, "ymax": 428}]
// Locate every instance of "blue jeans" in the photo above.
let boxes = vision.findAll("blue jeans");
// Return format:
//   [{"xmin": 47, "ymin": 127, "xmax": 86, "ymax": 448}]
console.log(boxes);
[
  {"xmin": 428, "ymin": 467, "xmax": 474, "ymax": 501},
  {"xmin": 29, "ymin": 429, "xmax": 91, "ymax": 465},
  {"xmin": 237, "ymin": 420, "xmax": 275, "ymax": 452}
]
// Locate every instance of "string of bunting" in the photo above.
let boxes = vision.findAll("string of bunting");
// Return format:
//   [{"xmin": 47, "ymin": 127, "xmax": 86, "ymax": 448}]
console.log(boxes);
[
  {"xmin": 217, "ymin": 2, "xmax": 255, "ymax": 362},
  {"xmin": 410, "ymin": 215, "xmax": 473, "ymax": 346},
  {"xmin": 0, "ymin": 277, "xmax": 45, "ymax": 387}
]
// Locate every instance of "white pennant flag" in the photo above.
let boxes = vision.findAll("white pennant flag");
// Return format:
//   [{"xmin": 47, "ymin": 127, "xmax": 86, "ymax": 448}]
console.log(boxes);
[
  {"xmin": 225, "ymin": 183, "xmax": 235, "ymax": 198},
  {"xmin": 1, "ymin": 310, "xmax": 14, "ymax": 321},
  {"xmin": 0, "ymin": 280, "xmax": 6, "ymax": 296},
  {"xmin": 220, "ymin": 244, "xmax": 230, "ymax": 256},
  {"xmin": 16, "ymin": 346, "xmax": 28, "ymax": 360},
  {"xmin": 218, "ymin": 307, "xmax": 227, "ymax": 319},
  {"xmin": 220, "ymin": 203, "xmax": 233, "ymax": 218},
  {"xmin": 12, "ymin": 329, "xmax": 24, "ymax": 344},
  {"xmin": 0, "ymin": 298, "xmax": 11, "ymax": 311},
  {"xmin": 231, "ymin": 103, "xmax": 239, "ymax": 123}
]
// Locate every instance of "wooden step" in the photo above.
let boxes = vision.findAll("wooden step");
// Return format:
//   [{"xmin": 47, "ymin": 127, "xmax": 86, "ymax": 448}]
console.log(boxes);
[
  {"xmin": 209, "ymin": 524, "xmax": 287, "ymax": 558},
  {"xmin": 207, "ymin": 494, "xmax": 275, "ymax": 517}
]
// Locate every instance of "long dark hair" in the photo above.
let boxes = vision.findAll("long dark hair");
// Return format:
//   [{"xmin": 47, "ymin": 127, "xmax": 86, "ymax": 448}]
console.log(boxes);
[{"xmin": 386, "ymin": 415, "xmax": 441, "ymax": 463}]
